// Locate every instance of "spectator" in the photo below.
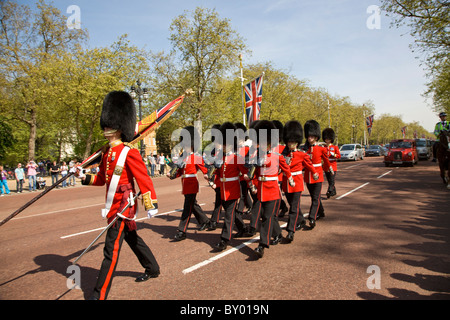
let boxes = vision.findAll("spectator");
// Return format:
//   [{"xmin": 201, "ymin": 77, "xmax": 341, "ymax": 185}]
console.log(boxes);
[
  {"xmin": 15, "ymin": 163, "xmax": 25, "ymax": 193},
  {"xmin": 68, "ymin": 159, "xmax": 76, "ymax": 186},
  {"xmin": 159, "ymin": 153, "xmax": 166, "ymax": 175},
  {"xmin": 149, "ymin": 155, "xmax": 156, "ymax": 177},
  {"xmin": 50, "ymin": 161, "xmax": 60, "ymax": 186},
  {"xmin": 26, "ymin": 160, "xmax": 38, "ymax": 192},
  {"xmin": 60, "ymin": 161, "xmax": 68, "ymax": 187},
  {"xmin": 0, "ymin": 165, "xmax": 11, "ymax": 196}
]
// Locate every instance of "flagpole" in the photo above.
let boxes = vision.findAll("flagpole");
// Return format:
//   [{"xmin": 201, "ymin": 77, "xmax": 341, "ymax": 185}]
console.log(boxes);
[{"xmin": 239, "ymin": 54, "xmax": 246, "ymax": 125}]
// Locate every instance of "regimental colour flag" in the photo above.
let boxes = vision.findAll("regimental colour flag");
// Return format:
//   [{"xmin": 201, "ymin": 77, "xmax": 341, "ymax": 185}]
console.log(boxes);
[
  {"xmin": 366, "ymin": 114, "xmax": 374, "ymax": 136},
  {"xmin": 244, "ymin": 74, "xmax": 264, "ymax": 127}
]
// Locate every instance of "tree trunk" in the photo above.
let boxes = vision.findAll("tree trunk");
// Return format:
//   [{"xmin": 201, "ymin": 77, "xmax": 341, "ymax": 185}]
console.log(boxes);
[{"xmin": 27, "ymin": 108, "xmax": 37, "ymax": 161}]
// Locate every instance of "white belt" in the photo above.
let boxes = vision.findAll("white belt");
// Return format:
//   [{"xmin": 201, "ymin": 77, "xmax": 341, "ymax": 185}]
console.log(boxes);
[
  {"xmin": 291, "ymin": 171, "xmax": 302, "ymax": 176},
  {"xmin": 258, "ymin": 176, "xmax": 278, "ymax": 181},
  {"xmin": 182, "ymin": 174, "xmax": 196, "ymax": 178},
  {"xmin": 313, "ymin": 163, "xmax": 322, "ymax": 167},
  {"xmin": 220, "ymin": 176, "xmax": 239, "ymax": 182}
]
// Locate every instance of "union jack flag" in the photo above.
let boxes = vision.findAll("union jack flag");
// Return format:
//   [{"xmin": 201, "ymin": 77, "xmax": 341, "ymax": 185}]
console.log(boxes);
[
  {"xmin": 366, "ymin": 114, "xmax": 374, "ymax": 136},
  {"xmin": 244, "ymin": 74, "xmax": 264, "ymax": 127}
]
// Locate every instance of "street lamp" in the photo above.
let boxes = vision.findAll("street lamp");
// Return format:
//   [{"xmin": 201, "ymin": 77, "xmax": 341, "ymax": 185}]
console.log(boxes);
[{"xmin": 130, "ymin": 80, "xmax": 148, "ymax": 158}]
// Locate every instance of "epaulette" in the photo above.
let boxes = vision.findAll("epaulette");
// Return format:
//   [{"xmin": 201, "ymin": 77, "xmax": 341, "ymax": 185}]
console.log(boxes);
[{"xmin": 123, "ymin": 142, "xmax": 136, "ymax": 149}]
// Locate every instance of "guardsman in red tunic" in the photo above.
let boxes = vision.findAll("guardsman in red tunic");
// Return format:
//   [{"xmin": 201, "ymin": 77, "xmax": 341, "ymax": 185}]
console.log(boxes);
[
  {"xmin": 169, "ymin": 126, "xmax": 210, "ymax": 241},
  {"xmin": 272, "ymin": 120, "xmax": 289, "ymax": 218},
  {"xmin": 214, "ymin": 122, "xmax": 248, "ymax": 251},
  {"xmin": 248, "ymin": 120, "xmax": 294, "ymax": 258},
  {"xmin": 235, "ymin": 122, "xmax": 253, "ymax": 216},
  {"xmin": 281, "ymin": 120, "xmax": 318, "ymax": 242},
  {"xmin": 303, "ymin": 120, "xmax": 333, "ymax": 229},
  {"xmin": 79, "ymin": 91, "xmax": 159, "ymax": 300},
  {"xmin": 322, "ymin": 128, "xmax": 340, "ymax": 198}
]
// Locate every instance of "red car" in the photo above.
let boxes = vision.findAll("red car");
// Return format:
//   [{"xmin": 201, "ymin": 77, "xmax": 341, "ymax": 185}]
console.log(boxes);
[{"xmin": 384, "ymin": 139, "xmax": 419, "ymax": 167}]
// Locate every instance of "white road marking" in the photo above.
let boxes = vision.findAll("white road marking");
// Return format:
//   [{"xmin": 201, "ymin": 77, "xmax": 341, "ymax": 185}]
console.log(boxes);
[
  {"xmin": 377, "ymin": 170, "xmax": 392, "ymax": 179},
  {"xmin": 12, "ymin": 203, "xmax": 104, "ymax": 220},
  {"xmin": 336, "ymin": 182, "xmax": 370, "ymax": 200},
  {"xmin": 60, "ymin": 204, "xmax": 206, "ymax": 239}
]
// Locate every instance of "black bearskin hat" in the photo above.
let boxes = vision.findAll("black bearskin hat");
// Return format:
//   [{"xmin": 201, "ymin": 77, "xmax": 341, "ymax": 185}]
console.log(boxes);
[
  {"xmin": 254, "ymin": 120, "xmax": 277, "ymax": 146},
  {"xmin": 220, "ymin": 122, "xmax": 237, "ymax": 150},
  {"xmin": 234, "ymin": 122, "xmax": 247, "ymax": 142},
  {"xmin": 283, "ymin": 120, "xmax": 303, "ymax": 145},
  {"xmin": 100, "ymin": 91, "xmax": 136, "ymax": 142},
  {"xmin": 304, "ymin": 120, "xmax": 321, "ymax": 140},
  {"xmin": 180, "ymin": 125, "xmax": 200, "ymax": 152},
  {"xmin": 322, "ymin": 128, "xmax": 336, "ymax": 143},
  {"xmin": 272, "ymin": 120, "xmax": 284, "ymax": 143}
]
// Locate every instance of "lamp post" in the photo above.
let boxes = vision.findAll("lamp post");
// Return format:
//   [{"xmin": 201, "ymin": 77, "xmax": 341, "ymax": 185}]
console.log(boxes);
[{"xmin": 130, "ymin": 80, "xmax": 148, "ymax": 158}]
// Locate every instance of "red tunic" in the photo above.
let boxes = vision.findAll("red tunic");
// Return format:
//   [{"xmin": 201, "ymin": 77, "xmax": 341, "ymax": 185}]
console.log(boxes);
[
  {"xmin": 304, "ymin": 144, "xmax": 332, "ymax": 184},
  {"xmin": 174, "ymin": 153, "xmax": 208, "ymax": 195},
  {"xmin": 217, "ymin": 152, "xmax": 248, "ymax": 201},
  {"xmin": 83, "ymin": 142, "xmax": 158, "ymax": 230},
  {"xmin": 323, "ymin": 144, "xmax": 340, "ymax": 172},
  {"xmin": 282, "ymin": 149, "xmax": 316, "ymax": 193},
  {"xmin": 255, "ymin": 149, "xmax": 292, "ymax": 202}
]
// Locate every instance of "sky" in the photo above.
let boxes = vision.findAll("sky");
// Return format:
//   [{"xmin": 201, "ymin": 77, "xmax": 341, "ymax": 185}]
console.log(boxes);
[{"xmin": 19, "ymin": 0, "xmax": 438, "ymax": 131}]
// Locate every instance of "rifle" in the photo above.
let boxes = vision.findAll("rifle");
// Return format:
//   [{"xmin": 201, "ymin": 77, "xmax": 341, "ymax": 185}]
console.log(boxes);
[{"xmin": 0, "ymin": 90, "xmax": 191, "ymax": 228}]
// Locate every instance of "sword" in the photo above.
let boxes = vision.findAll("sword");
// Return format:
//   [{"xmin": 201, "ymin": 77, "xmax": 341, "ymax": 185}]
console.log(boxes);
[{"xmin": 72, "ymin": 191, "xmax": 141, "ymax": 265}]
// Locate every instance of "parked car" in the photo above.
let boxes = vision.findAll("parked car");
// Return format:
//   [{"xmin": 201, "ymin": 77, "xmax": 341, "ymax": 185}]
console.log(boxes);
[
  {"xmin": 415, "ymin": 138, "xmax": 431, "ymax": 160},
  {"xmin": 365, "ymin": 145, "xmax": 382, "ymax": 157},
  {"xmin": 384, "ymin": 139, "xmax": 418, "ymax": 167},
  {"xmin": 339, "ymin": 144, "xmax": 364, "ymax": 161}
]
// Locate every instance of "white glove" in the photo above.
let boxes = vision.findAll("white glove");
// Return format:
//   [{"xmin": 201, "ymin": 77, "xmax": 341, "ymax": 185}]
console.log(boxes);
[{"xmin": 147, "ymin": 209, "xmax": 158, "ymax": 219}]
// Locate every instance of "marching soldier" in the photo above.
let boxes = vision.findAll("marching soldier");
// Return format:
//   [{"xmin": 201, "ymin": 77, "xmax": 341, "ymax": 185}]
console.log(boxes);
[
  {"xmin": 281, "ymin": 120, "xmax": 318, "ymax": 242},
  {"xmin": 78, "ymin": 91, "xmax": 160, "ymax": 300},
  {"xmin": 248, "ymin": 120, "xmax": 294, "ymax": 258},
  {"xmin": 235, "ymin": 122, "xmax": 253, "ymax": 216},
  {"xmin": 272, "ymin": 120, "xmax": 288, "ymax": 218},
  {"xmin": 169, "ymin": 126, "xmax": 211, "ymax": 241},
  {"xmin": 214, "ymin": 122, "xmax": 248, "ymax": 251},
  {"xmin": 322, "ymin": 128, "xmax": 340, "ymax": 198},
  {"xmin": 205, "ymin": 124, "xmax": 222, "ymax": 231},
  {"xmin": 303, "ymin": 120, "xmax": 333, "ymax": 229}
]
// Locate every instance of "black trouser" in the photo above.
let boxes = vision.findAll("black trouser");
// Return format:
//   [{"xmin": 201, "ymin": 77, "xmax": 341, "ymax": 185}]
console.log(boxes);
[
  {"xmin": 220, "ymin": 199, "xmax": 245, "ymax": 241},
  {"xmin": 237, "ymin": 180, "xmax": 253, "ymax": 213},
  {"xmin": 259, "ymin": 199, "xmax": 281, "ymax": 248},
  {"xmin": 210, "ymin": 187, "xmax": 222, "ymax": 224},
  {"xmin": 93, "ymin": 219, "xmax": 159, "ymax": 300},
  {"xmin": 248, "ymin": 192, "xmax": 261, "ymax": 230},
  {"xmin": 285, "ymin": 191, "xmax": 303, "ymax": 232},
  {"xmin": 306, "ymin": 182, "xmax": 323, "ymax": 220},
  {"xmin": 325, "ymin": 171, "xmax": 337, "ymax": 196},
  {"xmin": 178, "ymin": 193, "xmax": 209, "ymax": 232}
]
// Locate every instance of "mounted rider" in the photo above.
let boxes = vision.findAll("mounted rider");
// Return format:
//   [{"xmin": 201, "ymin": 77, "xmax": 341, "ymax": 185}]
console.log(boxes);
[{"xmin": 432, "ymin": 112, "xmax": 450, "ymax": 162}]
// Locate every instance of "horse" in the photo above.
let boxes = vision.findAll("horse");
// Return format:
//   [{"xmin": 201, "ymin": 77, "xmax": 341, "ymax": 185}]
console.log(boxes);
[{"xmin": 436, "ymin": 130, "xmax": 450, "ymax": 189}]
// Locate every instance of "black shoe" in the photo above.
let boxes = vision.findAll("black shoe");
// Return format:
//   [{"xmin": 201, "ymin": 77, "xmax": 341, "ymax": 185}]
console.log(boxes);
[
  {"xmin": 174, "ymin": 231, "xmax": 186, "ymax": 241},
  {"xmin": 233, "ymin": 229, "xmax": 246, "ymax": 238},
  {"xmin": 215, "ymin": 239, "xmax": 228, "ymax": 251},
  {"xmin": 309, "ymin": 218, "xmax": 316, "ymax": 229},
  {"xmin": 271, "ymin": 234, "xmax": 282, "ymax": 245},
  {"xmin": 295, "ymin": 220, "xmax": 306, "ymax": 230},
  {"xmin": 199, "ymin": 221, "xmax": 209, "ymax": 231},
  {"xmin": 244, "ymin": 226, "xmax": 256, "ymax": 237},
  {"xmin": 207, "ymin": 221, "xmax": 217, "ymax": 231},
  {"xmin": 317, "ymin": 211, "xmax": 325, "ymax": 220},
  {"xmin": 286, "ymin": 231, "xmax": 294, "ymax": 243},
  {"xmin": 135, "ymin": 270, "xmax": 160, "ymax": 282},
  {"xmin": 254, "ymin": 245, "xmax": 265, "ymax": 258}
]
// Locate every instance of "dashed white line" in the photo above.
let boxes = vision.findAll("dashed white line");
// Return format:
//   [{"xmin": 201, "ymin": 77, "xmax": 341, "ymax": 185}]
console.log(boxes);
[{"xmin": 336, "ymin": 182, "xmax": 370, "ymax": 200}]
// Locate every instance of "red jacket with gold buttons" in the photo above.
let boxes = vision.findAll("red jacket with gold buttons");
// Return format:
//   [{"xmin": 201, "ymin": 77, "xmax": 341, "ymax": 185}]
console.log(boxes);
[
  {"xmin": 304, "ymin": 144, "xmax": 332, "ymax": 184},
  {"xmin": 82, "ymin": 142, "xmax": 158, "ymax": 229},
  {"xmin": 282, "ymin": 149, "xmax": 316, "ymax": 193},
  {"xmin": 174, "ymin": 153, "xmax": 208, "ymax": 195},
  {"xmin": 323, "ymin": 144, "xmax": 340, "ymax": 172},
  {"xmin": 217, "ymin": 152, "xmax": 248, "ymax": 201},
  {"xmin": 254, "ymin": 149, "xmax": 292, "ymax": 202}
]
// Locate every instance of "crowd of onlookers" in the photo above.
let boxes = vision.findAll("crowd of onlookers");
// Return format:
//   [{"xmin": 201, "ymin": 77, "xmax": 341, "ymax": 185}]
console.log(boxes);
[
  {"xmin": 0, "ymin": 159, "xmax": 80, "ymax": 195},
  {"xmin": 0, "ymin": 153, "xmax": 175, "ymax": 196}
]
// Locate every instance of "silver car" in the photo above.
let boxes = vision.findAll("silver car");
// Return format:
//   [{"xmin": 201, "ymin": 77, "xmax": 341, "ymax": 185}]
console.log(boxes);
[
  {"xmin": 339, "ymin": 144, "xmax": 364, "ymax": 161},
  {"xmin": 415, "ymin": 138, "xmax": 431, "ymax": 160}
]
